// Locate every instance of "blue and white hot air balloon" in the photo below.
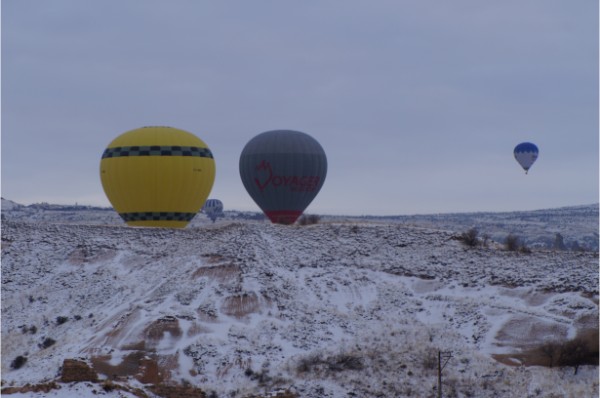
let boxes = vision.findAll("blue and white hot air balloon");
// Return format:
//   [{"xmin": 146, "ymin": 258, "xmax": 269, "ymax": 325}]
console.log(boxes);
[
  {"xmin": 513, "ymin": 142, "xmax": 539, "ymax": 174},
  {"xmin": 202, "ymin": 199, "xmax": 224, "ymax": 222}
]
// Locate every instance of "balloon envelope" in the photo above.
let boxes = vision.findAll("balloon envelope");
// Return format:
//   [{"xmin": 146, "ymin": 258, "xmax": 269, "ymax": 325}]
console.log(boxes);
[
  {"xmin": 514, "ymin": 142, "xmax": 539, "ymax": 173},
  {"xmin": 100, "ymin": 126, "xmax": 216, "ymax": 228},
  {"xmin": 203, "ymin": 199, "xmax": 224, "ymax": 213},
  {"xmin": 202, "ymin": 199, "xmax": 224, "ymax": 222},
  {"xmin": 239, "ymin": 130, "xmax": 327, "ymax": 224}
]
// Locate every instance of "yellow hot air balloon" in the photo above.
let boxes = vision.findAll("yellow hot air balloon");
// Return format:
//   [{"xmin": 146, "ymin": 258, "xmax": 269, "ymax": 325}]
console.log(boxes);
[{"xmin": 100, "ymin": 126, "xmax": 215, "ymax": 228}]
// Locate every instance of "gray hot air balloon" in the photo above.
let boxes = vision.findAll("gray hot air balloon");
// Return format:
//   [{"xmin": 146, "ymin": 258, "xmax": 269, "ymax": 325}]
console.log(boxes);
[{"xmin": 239, "ymin": 130, "xmax": 327, "ymax": 224}]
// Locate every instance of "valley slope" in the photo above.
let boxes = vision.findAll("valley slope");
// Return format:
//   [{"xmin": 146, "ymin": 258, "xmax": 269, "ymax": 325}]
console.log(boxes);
[{"xmin": 1, "ymin": 219, "xmax": 598, "ymax": 397}]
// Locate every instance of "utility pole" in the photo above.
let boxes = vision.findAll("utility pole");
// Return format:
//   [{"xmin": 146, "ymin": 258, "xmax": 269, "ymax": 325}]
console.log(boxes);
[{"xmin": 437, "ymin": 350, "xmax": 453, "ymax": 398}]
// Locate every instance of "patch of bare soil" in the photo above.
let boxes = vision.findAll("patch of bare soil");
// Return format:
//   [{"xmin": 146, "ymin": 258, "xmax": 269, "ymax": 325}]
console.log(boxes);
[
  {"xmin": 1, "ymin": 382, "xmax": 61, "ymax": 395},
  {"xmin": 244, "ymin": 391, "xmax": 299, "ymax": 398},
  {"xmin": 84, "ymin": 309, "xmax": 143, "ymax": 351},
  {"xmin": 87, "ymin": 316, "xmax": 185, "ymax": 384},
  {"xmin": 497, "ymin": 287, "xmax": 555, "ymax": 306},
  {"xmin": 91, "ymin": 351, "xmax": 178, "ymax": 385},
  {"xmin": 221, "ymin": 291, "xmax": 261, "ymax": 317},
  {"xmin": 192, "ymin": 263, "xmax": 241, "ymax": 282},
  {"xmin": 186, "ymin": 322, "xmax": 211, "ymax": 337},
  {"xmin": 2, "ymin": 379, "xmax": 150, "ymax": 398},
  {"xmin": 144, "ymin": 316, "xmax": 182, "ymax": 342},
  {"xmin": 61, "ymin": 359, "xmax": 98, "ymax": 382},
  {"xmin": 149, "ymin": 384, "xmax": 208, "ymax": 398},
  {"xmin": 494, "ymin": 315, "xmax": 569, "ymax": 349}
]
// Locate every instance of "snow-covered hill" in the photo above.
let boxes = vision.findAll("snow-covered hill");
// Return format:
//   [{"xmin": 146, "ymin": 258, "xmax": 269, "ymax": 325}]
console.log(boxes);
[
  {"xmin": 2, "ymin": 198, "xmax": 598, "ymax": 251},
  {"xmin": 1, "ymin": 218, "xmax": 598, "ymax": 397},
  {"xmin": 0, "ymin": 198, "xmax": 122, "ymax": 226},
  {"xmin": 368, "ymin": 204, "xmax": 600, "ymax": 252}
]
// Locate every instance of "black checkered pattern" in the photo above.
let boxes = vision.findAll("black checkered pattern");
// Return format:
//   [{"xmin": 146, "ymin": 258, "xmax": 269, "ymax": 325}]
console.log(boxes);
[
  {"xmin": 102, "ymin": 146, "xmax": 213, "ymax": 159},
  {"xmin": 119, "ymin": 212, "xmax": 196, "ymax": 222}
]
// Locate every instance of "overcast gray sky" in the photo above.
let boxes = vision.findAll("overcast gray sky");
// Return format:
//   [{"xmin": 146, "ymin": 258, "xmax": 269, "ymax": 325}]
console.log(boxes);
[{"xmin": 2, "ymin": 1, "xmax": 598, "ymax": 215}]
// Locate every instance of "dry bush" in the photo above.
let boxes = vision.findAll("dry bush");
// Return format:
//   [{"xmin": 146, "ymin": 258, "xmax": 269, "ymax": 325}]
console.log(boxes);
[
  {"xmin": 40, "ymin": 337, "xmax": 56, "ymax": 349},
  {"xmin": 505, "ymin": 234, "xmax": 521, "ymax": 251},
  {"xmin": 537, "ymin": 340, "xmax": 562, "ymax": 367},
  {"xmin": 527, "ymin": 328, "xmax": 598, "ymax": 374},
  {"xmin": 296, "ymin": 353, "xmax": 323, "ymax": 374},
  {"xmin": 297, "ymin": 214, "xmax": 321, "ymax": 226},
  {"xmin": 102, "ymin": 380, "xmax": 116, "ymax": 392},
  {"xmin": 295, "ymin": 351, "xmax": 363, "ymax": 374},
  {"xmin": 557, "ymin": 329, "xmax": 599, "ymax": 374},
  {"xmin": 519, "ymin": 244, "xmax": 532, "ymax": 254},
  {"xmin": 459, "ymin": 228, "xmax": 480, "ymax": 247},
  {"xmin": 327, "ymin": 353, "xmax": 364, "ymax": 372},
  {"xmin": 504, "ymin": 234, "xmax": 530, "ymax": 252},
  {"xmin": 10, "ymin": 355, "xmax": 27, "ymax": 370},
  {"xmin": 421, "ymin": 349, "xmax": 438, "ymax": 370}
]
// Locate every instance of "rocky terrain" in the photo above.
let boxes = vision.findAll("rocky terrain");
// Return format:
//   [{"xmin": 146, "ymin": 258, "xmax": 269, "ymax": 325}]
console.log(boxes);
[{"xmin": 1, "ymin": 212, "xmax": 598, "ymax": 397}]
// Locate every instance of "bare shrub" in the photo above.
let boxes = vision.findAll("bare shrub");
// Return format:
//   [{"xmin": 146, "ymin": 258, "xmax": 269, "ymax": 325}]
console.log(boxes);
[
  {"xmin": 503, "ymin": 234, "xmax": 531, "ymax": 253},
  {"xmin": 297, "ymin": 214, "xmax": 321, "ymax": 226},
  {"xmin": 102, "ymin": 380, "xmax": 115, "ymax": 392},
  {"xmin": 40, "ymin": 337, "xmax": 56, "ymax": 349},
  {"xmin": 459, "ymin": 228, "xmax": 480, "ymax": 247},
  {"xmin": 505, "ymin": 234, "xmax": 521, "ymax": 251},
  {"xmin": 519, "ymin": 244, "xmax": 531, "ymax": 254},
  {"xmin": 557, "ymin": 329, "xmax": 599, "ymax": 375},
  {"xmin": 246, "ymin": 369, "xmax": 272, "ymax": 385},
  {"xmin": 538, "ymin": 340, "xmax": 562, "ymax": 367},
  {"xmin": 421, "ymin": 349, "xmax": 438, "ymax": 370},
  {"xmin": 295, "ymin": 351, "xmax": 363, "ymax": 374},
  {"xmin": 10, "ymin": 355, "xmax": 27, "ymax": 369},
  {"xmin": 529, "ymin": 328, "xmax": 598, "ymax": 374},
  {"xmin": 296, "ymin": 353, "xmax": 322, "ymax": 374},
  {"xmin": 327, "ymin": 353, "xmax": 364, "ymax": 372},
  {"xmin": 20, "ymin": 325, "xmax": 37, "ymax": 334}
]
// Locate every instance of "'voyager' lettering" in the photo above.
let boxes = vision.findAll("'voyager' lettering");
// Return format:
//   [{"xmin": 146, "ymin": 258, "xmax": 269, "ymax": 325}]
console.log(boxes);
[{"xmin": 254, "ymin": 160, "xmax": 320, "ymax": 192}]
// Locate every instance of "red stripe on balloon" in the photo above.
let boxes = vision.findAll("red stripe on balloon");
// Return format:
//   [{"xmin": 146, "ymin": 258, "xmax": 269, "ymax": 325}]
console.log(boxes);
[{"xmin": 265, "ymin": 210, "xmax": 302, "ymax": 225}]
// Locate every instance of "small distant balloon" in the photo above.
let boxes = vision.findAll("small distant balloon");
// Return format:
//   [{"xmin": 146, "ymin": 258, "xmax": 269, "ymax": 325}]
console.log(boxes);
[
  {"xmin": 514, "ymin": 142, "xmax": 539, "ymax": 174},
  {"xmin": 100, "ymin": 126, "xmax": 216, "ymax": 228},
  {"xmin": 239, "ymin": 130, "xmax": 327, "ymax": 225},
  {"xmin": 202, "ymin": 199, "xmax": 224, "ymax": 222}
]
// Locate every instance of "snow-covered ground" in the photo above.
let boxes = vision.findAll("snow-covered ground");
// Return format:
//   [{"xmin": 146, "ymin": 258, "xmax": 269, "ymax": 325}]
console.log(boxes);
[
  {"xmin": 1, "ymin": 215, "xmax": 598, "ymax": 397},
  {"xmin": 2, "ymin": 198, "xmax": 598, "ymax": 251}
]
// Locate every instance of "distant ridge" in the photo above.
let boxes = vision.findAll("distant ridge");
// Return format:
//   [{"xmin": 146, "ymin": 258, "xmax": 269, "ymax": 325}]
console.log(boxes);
[
  {"xmin": 2, "ymin": 198, "xmax": 598, "ymax": 251},
  {"xmin": 2, "ymin": 197, "xmax": 597, "ymax": 218}
]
